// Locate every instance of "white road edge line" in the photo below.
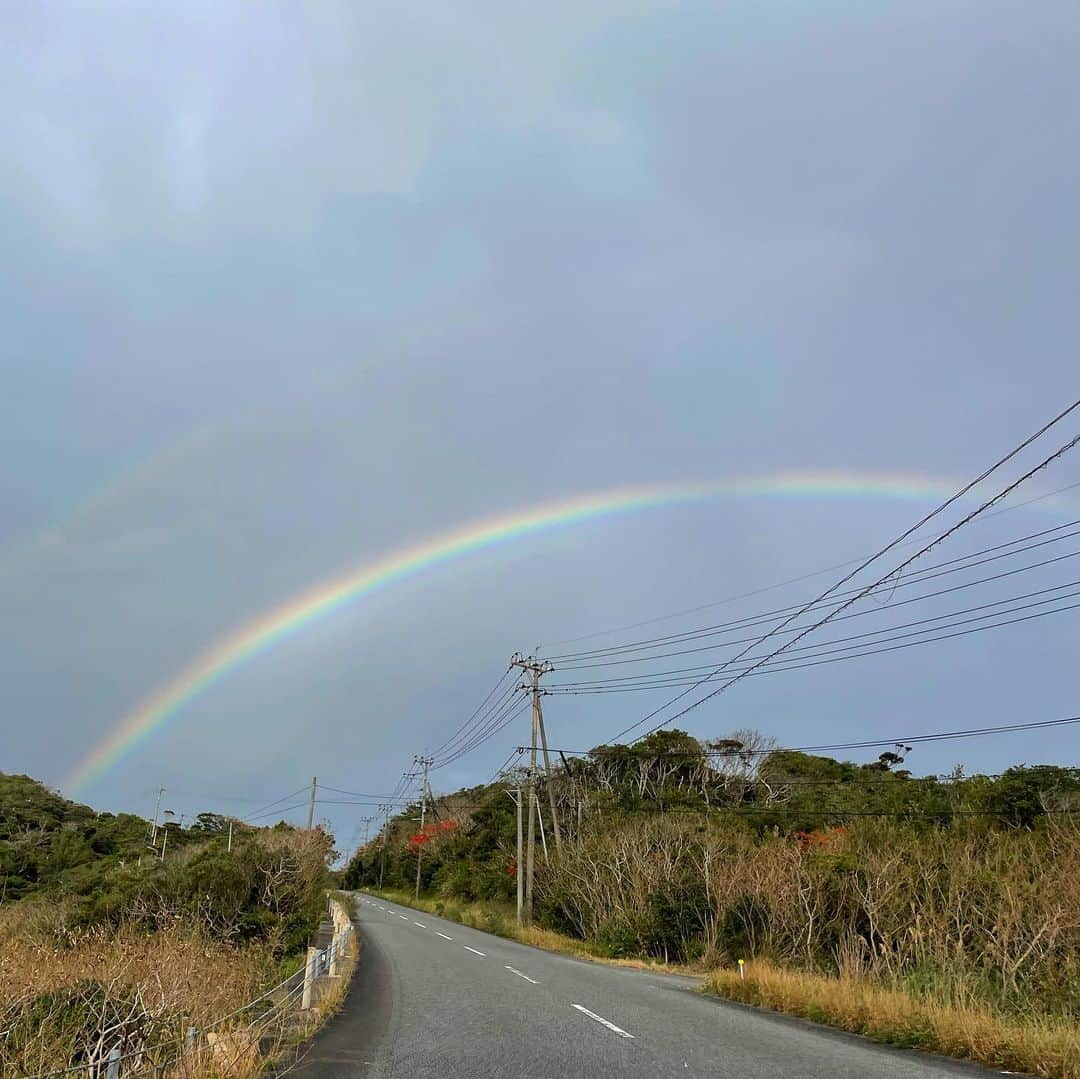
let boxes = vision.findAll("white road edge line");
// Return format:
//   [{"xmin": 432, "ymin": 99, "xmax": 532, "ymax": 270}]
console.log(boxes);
[
  {"xmin": 464, "ymin": 946, "xmax": 486, "ymax": 957},
  {"xmin": 436, "ymin": 931, "xmax": 453, "ymax": 940},
  {"xmin": 571, "ymin": 1004, "xmax": 634, "ymax": 1039},
  {"xmin": 505, "ymin": 966, "xmax": 538, "ymax": 984},
  {"xmin": 414, "ymin": 921, "xmax": 427, "ymax": 928}
]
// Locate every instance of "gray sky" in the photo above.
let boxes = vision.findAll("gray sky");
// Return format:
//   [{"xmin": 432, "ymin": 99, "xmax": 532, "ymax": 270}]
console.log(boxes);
[{"xmin": 2, "ymin": 2, "xmax": 1078, "ymax": 847}]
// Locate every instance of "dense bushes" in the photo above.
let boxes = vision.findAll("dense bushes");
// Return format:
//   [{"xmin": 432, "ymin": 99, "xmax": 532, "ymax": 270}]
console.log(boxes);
[
  {"xmin": 1, "ymin": 774, "xmax": 335, "ymax": 955},
  {"xmin": 536, "ymin": 813, "xmax": 1079, "ymax": 1016}
]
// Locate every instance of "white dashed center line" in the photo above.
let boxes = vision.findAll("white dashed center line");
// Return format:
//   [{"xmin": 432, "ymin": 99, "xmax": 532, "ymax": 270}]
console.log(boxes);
[
  {"xmin": 464, "ymin": 946, "xmax": 486, "ymax": 957},
  {"xmin": 398, "ymin": 914, "xmax": 409, "ymax": 920},
  {"xmin": 571, "ymin": 1004, "xmax": 634, "ymax": 1039},
  {"xmin": 413, "ymin": 922, "xmax": 427, "ymax": 928},
  {"xmin": 505, "ymin": 966, "xmax": 538, "ymax": 984},
  {"xmin": 435, "ymin": 931, "xmax": 453, "ymax": 940}
]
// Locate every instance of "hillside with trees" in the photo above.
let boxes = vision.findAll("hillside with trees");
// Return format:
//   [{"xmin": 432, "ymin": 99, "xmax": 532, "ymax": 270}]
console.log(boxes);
[
  {"xmin": 345, "ymin": 731, "xmax": 1080, "ymax": 1025},
  {"xmin": 0, "ymin": 773, "xmax": 337, "ymax": 1074}
]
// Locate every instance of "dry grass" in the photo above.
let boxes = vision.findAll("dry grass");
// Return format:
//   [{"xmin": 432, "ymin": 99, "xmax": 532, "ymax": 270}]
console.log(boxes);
[
  {"xmin": 0, "ymin": 904, "xmax": 283, "ymax": 1075},
  {"xmin": 702, "ymin": 960, "xmax": 1080, "ymax": 1079},
  {"xmin": 0, "ymin": 897, "xmax": 358, "ymax": 1078},
  {"xmin": 0, "ymin": 906, "xmax": 279, "ymax": 1025}
]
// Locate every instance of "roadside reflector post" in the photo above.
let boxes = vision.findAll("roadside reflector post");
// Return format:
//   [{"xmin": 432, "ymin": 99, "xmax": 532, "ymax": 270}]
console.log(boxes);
[{"xmin": 738, "ymin": 958, "xmax": 745, "ymax": 980}]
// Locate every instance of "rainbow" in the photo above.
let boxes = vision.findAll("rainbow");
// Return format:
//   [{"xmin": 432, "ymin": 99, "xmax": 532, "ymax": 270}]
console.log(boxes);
[{"xmin": 63, "ymin": 471, "xmax": 1063, "ymax": 795}]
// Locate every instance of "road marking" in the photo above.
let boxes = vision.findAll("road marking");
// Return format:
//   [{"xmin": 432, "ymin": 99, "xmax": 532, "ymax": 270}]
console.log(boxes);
[
  {"xmin": 571, "ymin": 1004, "xmax": 634, "ymax": 1039},
  {"xmin": 398, "ymin": 914, "xmax": 409, "ymax": 920},
  {"xmin": 435, "ymin": 931, "xmax": 453, "ymax": 940},
  {"xmin": 464, "ymin": 946, "xmax": 486, "ymax": 957},
  {"xmin": 413, "ymin": 921, "xmax": 427, "ymax": 928},
  {"xmin": 505, "ymin": 966, "xmax": 538, "ymax": 984}
]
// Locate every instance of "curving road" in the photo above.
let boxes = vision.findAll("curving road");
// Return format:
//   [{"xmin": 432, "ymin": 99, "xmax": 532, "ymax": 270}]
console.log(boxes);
[{"xmin": 289, "ymin": 892, "xmax": 1012, "ymax": 1078}]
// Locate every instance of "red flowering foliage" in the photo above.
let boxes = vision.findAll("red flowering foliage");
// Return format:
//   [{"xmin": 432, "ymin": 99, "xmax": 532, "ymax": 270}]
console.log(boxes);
[
  {"xmin": 793, "ymin": 826, "xmax": 847, "ymax": 851},
  {"xmin": 407, "ymin": 819, "xmax": 458, "ymax": 849}
]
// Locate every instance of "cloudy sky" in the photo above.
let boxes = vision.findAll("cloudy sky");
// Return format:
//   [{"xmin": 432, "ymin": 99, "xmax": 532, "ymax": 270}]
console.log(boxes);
[{"xmin": 2, "ymin": 2, "xmax": 1078, "ymax": 848}]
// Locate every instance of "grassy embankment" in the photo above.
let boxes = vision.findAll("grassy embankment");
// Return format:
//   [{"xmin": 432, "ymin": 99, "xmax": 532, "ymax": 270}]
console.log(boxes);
[{"xmin": 367, "ymin": 888, "xmax": 1079, "ymax": 1079}]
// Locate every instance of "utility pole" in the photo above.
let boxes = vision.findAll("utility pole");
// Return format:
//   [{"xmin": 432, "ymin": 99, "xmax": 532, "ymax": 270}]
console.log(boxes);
[
  {"xmin": 378, "ymin": 804, "xmax": 391, "ymax": 889},
  {"xmin": 413, "ymin": 756, "xmax": 433, "ymax": 899},
  {"xmin": 306, "ymin": 776, "xmax": 318, "ymax": 830},
  {"xmin": 149, "ymin": 787, "xmax": 165, "ymax": 848},
  {"xmin": 160, "ymin": 809, "xmax": 175, "ymax": 861},
  {"xmin": 511, "ymin": 654, "xmax": 558, "ymax": 924},
  {"xmin": 504, "ymin": 777, "xmax": 524, "ymax": 926}
]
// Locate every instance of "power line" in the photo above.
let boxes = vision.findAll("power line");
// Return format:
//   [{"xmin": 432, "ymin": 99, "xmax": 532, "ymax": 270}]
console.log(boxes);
[
  {"xmin": 538, "ymin": 477, "xmax": 1080, "ymax": 651},
  {"xmin": 549, "ymin": 581, "xmax": 1080, "ymax": 691},
  {"xmin": 245, "ymin": 799, "xmax": 310, "ymax": 822},
  {"xmin": 435, "ymin": 684, "xmax": 524, "ymax": 765},
  {"xmin": 615, "ymin": 414, "xmax": 1080, "ymax": 743},
  {"xmin": 436, "ymin": 693, "xmax": 530, "ymax": 768},
  {"xmin": 314, "ymin": 798, "xmax": 412, "ymax": 806},
  {"xmin": 548, "ymin": 518, "xmax": 1080, "ymax": 665},
  {"xmin": 540, "ymin": 714, "xmax": 1080, "ymax": 758},
  {"xmin": 244, "ymin": 785, "xmax": 311, "ymax": 821},
  {"xmin": 318, "ymin": 784, "xmax": 413, "ymax": 799},
  {"xmin": 553, "ymin": 546, "xmax": 1080, "ymax": 676},
  {"xmin": 426, "ymin": 665, "xmax": 515, "ymax": 759}
]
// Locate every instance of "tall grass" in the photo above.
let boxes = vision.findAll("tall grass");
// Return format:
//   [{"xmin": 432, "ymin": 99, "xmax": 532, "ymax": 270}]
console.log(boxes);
[
  {"xmin": 0, "ymin": 902, "xmax": 283, "ymax": 1076},
  {"xmin": 0, "ymin": 897, "xmax": 358, "ymax": 1077},
  {"xmin": 702, "ymin": 961, "xmax": 1080, "ymax": 1079}
]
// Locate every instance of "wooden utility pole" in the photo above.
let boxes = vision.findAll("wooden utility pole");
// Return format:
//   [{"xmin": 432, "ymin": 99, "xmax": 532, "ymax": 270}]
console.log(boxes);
[
  {"xmin": 414, "ymin": 756, "xmax": 433, "ymax": 898},
  {"xmin": 306, "ymin": 776, "xmax": 318, "ymax": 830},
  {"xmin": 510, "ymin": 654, "xmax": 558, "ymax": 923}
]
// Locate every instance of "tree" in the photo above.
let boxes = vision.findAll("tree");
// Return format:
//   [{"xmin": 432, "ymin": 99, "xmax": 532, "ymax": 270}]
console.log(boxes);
[
  {"xmin": 983, "ymin": 765, "xmax": 1080, "ymax": 828},
  {"xmin": 191, "ymin": 812, "xmax": 229, "ymax": 834}
]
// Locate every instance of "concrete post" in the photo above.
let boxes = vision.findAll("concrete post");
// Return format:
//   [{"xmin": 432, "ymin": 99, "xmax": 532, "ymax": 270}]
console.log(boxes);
[
  {"xmin": 301, "ymin": 945, "xmax": 318, "ymax": 1009},
  {"xmin": 105, "ymin": 1045, "xmax": 121, "ymax": 1079}
]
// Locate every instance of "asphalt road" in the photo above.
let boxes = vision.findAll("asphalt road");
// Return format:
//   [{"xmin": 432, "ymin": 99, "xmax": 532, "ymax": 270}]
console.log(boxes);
[{"xmin": 289, "ymin": 892, "xmax": 1013, "ymax": 1079}]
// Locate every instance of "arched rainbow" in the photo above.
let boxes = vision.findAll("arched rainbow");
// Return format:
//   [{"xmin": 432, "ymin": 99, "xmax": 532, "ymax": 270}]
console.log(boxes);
[{"xmin": 63, "ymin": 471, "xmax": 1060, "ymax": 795}]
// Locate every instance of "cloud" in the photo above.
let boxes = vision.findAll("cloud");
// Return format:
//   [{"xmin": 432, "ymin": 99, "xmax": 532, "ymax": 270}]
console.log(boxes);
[{"xmin": 1, "ymin": 1, "xmax": 1078, "ymax": 829}]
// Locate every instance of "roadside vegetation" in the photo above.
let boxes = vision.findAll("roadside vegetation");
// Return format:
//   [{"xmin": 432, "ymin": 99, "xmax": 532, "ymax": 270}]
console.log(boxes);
[
  {"xmin": 0, "ymin": 773, "xmax": 337, "ymax": 1077},
  {"xmin": 345, "ymin": 729, "xmax": 1080, "ymax": 1077}
]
